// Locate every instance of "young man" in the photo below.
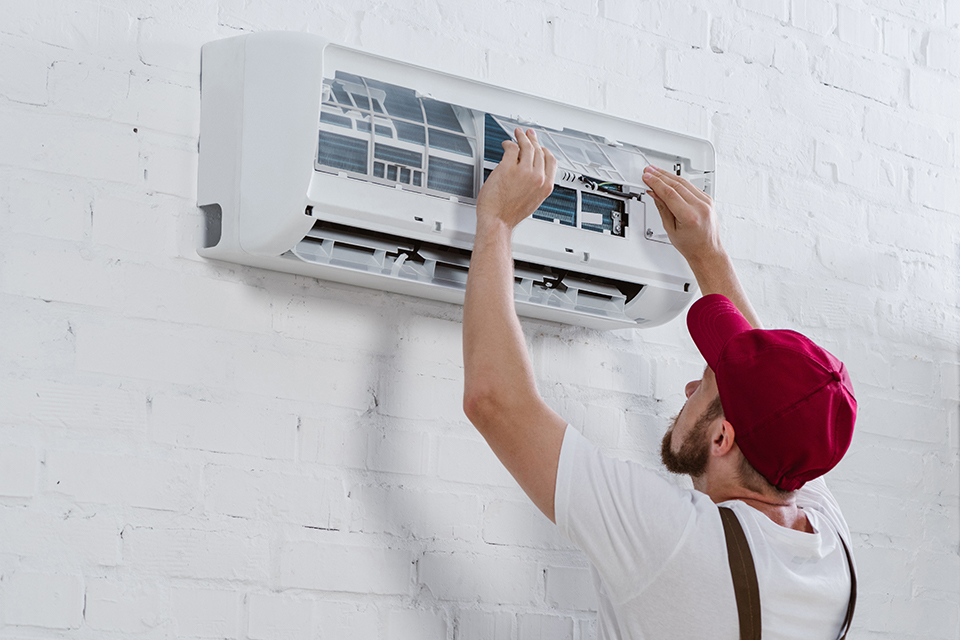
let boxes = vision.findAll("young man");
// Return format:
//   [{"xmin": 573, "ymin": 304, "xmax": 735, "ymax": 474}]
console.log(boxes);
[{"xmin": 462, "ymin": 129, "xmax": 857, "ymax": 638}]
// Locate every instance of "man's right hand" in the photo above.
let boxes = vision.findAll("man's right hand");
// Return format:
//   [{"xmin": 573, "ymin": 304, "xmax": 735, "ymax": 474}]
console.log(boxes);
[
  {"xmin": 642, "ymin": 165, "xmax": 723, "ymax": 268},
  {"xmin": 642, "ymin": 164, "xmax": 763, "ymax": 330}
]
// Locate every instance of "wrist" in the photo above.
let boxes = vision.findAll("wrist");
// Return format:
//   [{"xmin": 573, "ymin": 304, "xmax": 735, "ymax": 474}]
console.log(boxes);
[
  {"xmin": 475, "ymin": 210, "xmax": 514, "ymax": 238},
  {"xmin": 685, "ymin": 243, "xmax": 729, "ymax": 273}
]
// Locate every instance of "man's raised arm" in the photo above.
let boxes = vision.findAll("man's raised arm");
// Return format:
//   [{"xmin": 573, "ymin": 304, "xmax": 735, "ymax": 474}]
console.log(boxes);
[
  {"xmin": 462, "ymin": 128, "xmax": 567, "ymax": 523},
  {"xmin": 642, "ymin": 165, "xmax": 762, "ymax": 330}
]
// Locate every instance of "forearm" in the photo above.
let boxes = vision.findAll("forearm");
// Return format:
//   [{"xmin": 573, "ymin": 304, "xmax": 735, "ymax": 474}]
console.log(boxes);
[
  {"xmin": 688, "ymin": 248, "xmax": 762, "ymax": 330},
  {"xmin": 462, "ymin": 217, "xmax": 540, "ymax": 417}
]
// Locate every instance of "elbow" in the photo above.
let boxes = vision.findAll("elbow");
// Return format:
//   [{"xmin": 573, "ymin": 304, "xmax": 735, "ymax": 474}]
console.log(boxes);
[{"xmin": 463, "ymin": 381, "xmax": 498, "ymax": 431}]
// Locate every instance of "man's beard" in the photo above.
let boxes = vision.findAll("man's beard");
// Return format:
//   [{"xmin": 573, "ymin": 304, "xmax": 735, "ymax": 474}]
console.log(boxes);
[{"xmin": 660, "ymin": 409, "xmax": 711, "ymax": 478}]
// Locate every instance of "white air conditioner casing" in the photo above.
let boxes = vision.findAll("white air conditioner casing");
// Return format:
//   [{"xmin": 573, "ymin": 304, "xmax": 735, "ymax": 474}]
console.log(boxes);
[{"xmin": 197, "ymin": 32, "xmax": 715, "ymax": 330}]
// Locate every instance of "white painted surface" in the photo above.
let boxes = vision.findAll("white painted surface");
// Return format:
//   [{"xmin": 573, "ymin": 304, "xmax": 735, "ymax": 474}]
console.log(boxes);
[{"xmin": 0, "ymin": 0, "xmax": 957, "ymax": 637}]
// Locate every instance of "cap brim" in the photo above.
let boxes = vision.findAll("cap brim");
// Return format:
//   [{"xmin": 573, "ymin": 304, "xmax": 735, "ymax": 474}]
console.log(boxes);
[{"xmin": 687, "ymin": 294, "xmax": 754, "ymax": 370}]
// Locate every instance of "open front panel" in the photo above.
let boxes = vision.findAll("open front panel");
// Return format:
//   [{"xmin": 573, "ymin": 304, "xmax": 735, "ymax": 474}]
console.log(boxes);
[{"xmin": 317, "ymin": 70, "xmax": 669, "ymax": 241}]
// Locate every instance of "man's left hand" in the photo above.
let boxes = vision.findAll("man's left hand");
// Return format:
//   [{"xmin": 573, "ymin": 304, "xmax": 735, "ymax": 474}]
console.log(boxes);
[{"xmin": 476, "ymin": 128, "xmax": 557, "ymax": 230}]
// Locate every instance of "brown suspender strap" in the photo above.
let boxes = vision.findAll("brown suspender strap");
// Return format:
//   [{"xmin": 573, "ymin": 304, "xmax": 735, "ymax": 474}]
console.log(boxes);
[
  {"xmin": 836, "ymin": 535, "xmax": 857, "ymax": 640},
  {"xmin": 719, "ymin": 506, "xmax": 762, "ymax": 640},
  {"xmin": 719, "ymin": 506, "xmax": 859, "ymax": 640}
]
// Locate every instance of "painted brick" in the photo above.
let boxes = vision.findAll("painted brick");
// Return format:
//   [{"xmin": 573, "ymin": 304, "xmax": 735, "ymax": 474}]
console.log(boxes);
[
  {"xmin": 248, "ymin": 593, "xmax": 312, "ymax": 640},
  {"xmin": 664, "ymin": 49, "xmax": 762, "ymax": 107},
  {"xmin": 2, "ymin": 572, "xmax": 84, "ymax": 629},
  {"xmin": 0, "ymin": 175, "xmax": 91, "ymax": 242},
  {"xmin": 84, "ymin": 577, "xmax": 163, "ymax": 633},
  {"xmin": 842, "ymin": 443, "xmax": 924, "ymax": 488},
  {"xmin": 864, "ymin": 108, "xmax": 953, "ymax": 166},
  {"xmin": 940, "ymin": 363, "xmax": 960, "ymax": 402},
  {"xmin": 0, "ymin": 376, "xmax": 146, "ymax": 432},
  {"xmin": 150, "ymin": 393, "xmax": 297, "ymax": 459},
  {"xmin": 419, "ymin": 552, "xmax": 540, "ymax": 605},
  {"xmin": 437, "ymin": 434, "xmax": 521, "ymax": 489},
  {"xmin": 386, "ymin": 609, "xmax": 447, "ymax": 640},
  {"xmin": 0, "ymin": 2, "xmax": 958, "ymax": 637},
  {"xmin": 348, "ymin": 484, "xmax": 481, "ymax": 541},
  {"xmin": 870, "ymin": 0, "xmax": 942, "ymax": 22},
  {"xmin": 738, "ymin": 0, "xmax": 788, "ymax": 21},
  {"xmin": 0, "ymin": 110, "xmax": 141, "ymax": 184},
  {"xmin": 366, "ymin": 428, "xmax": 430, "ymax": 476},
  {"xmin": 48, "ymin": 59, "xmax": 135, "ymax": 121},
  {"xmin": 836, "ymin": 6, "xmax": 882, "ymax": 52},
  {"xmin": 791, "ymin": 0, "xmax": 836, "ymax": 36},
  {"xmin": 46, "ymin": 448, "xmax": 197, "ymax": 511},
  {"xmin": 657, "ymin": 4, "xmax": 711, "ymax": 49},
  {"xmin": 482, "ymin": 498, "xmax": 569, "ymax": 549},
  {"xmin": 545, "ymin": 565, "xmax": 598, "ymax": 610},
  {"xmin": 91, "ymin": 193, "xmax": 179, "ymax": 257},
  {"xmin": 0, "ymin": 445, "xmax": 37, "ymax": 497},
  {"xmin": 517, "ymin": 613, "xmax": 574, "ymax": 640},
  {"xmin": 273, "ymin": 294, "xmax": 395, "ymax": 350},
  {"xmin": 815, "ymin": 236, "xmax": 900, "ymax": 291},
  {"xmin": 533, "ymin": 333, "xmax": 646, "ymax": 396},
  {"xmin": 815, "ymin": 140, "xmax": 903, "ymax": 198},
  {"xmin": 890, "ymin": 356, "xmax": 937, "ymax": 397},
  {"xmin": 858, "ymin": 395, "xmax": 946, "ymax": 443},
  {"xmin": 0, "ymin": 507, "xmax": 121, "ymax": 567},
  {"xmin": 129, "ymin": 73, "xmax": 201, "ymax": 137},
  {"xmin": 298, "ymin": 408, "xmax": 369, "ymax": 468},
  {"xmin": 582, "ymin": 402, "xmax": 622, "ymax": 448},
  {"xmin": 711, "ymin": 19, "xmax": 777, "ymax": 66},
  {"xmin": 0, "ymin": 41, "xmax": 51, "ymax": 105},
  {"xmin": 142, "ymin": 137, "xmax": 198, "ymax": 199},
  {"xmin": 912, "ymin": 167, "xmax": 960, "ymax": 214},
  {"xmin": 205, "ymin": 465, "xmax": 345, "ymax": 530},
  {"xmin": 456, "ymin": 610, "xmax": 513, "ymax": 640},
  {"xmin": 881, "ymin": 19, "xmax": 910, "ymax": 60},
  {"xmin": 909, "ymin": 67, "xmax": 960, "ymax": 118},
  {"xmin": 314, "ymin": 601, "xmax": 381, "ymax": 640},
  {"xmin": 123, "ymin": 527, "xmax": 270, "ymax": 581},
  {"xmin": 377, "ymin": 369, "xmax": 465, "ymax": 422},
  {"xmin": 280, "ymin": 540, "xmax": 413, "ymax": 594},
  {"xmin": 170, "ymin": 587, "xmax": 240, "ymax": 639},
  {"xmin": 815, "ymin": 49, "xmax": 901, "ymax": 105}
]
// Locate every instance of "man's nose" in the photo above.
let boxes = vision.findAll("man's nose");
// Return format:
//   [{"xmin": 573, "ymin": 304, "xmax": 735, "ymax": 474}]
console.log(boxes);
[{"xmin": 684, "ymin": 379, "xmax": 700, "ymax": 399}]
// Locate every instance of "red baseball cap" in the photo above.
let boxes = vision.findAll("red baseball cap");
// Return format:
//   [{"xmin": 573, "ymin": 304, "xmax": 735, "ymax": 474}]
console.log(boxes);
[{"xmin": 686, "ymin": 294, "xmax": 857, "ymax": 491}]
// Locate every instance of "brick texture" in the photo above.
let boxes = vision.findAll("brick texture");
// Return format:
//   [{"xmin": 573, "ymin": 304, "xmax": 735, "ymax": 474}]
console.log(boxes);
[{"xmin": 0, "ymin": 0, "xmax": 956, "ymax": 637}]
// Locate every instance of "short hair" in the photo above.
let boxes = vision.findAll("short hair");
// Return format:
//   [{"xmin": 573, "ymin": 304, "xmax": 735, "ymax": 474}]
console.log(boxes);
[{"xmin": 708, "ymin": 395, "xmax": 797, "ymax": 500}]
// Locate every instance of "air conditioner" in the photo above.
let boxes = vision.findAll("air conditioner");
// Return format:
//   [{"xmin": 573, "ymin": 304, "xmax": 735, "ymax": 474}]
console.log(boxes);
[{"xmin": 197, "ymin": 32, "xmax": 715, "ymax": 330}]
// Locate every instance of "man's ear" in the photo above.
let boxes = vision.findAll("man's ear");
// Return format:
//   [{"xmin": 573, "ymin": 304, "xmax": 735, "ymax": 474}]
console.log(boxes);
[{"xmin": 711, "ymin": 419, "xmax": 736, "ymax": 456}]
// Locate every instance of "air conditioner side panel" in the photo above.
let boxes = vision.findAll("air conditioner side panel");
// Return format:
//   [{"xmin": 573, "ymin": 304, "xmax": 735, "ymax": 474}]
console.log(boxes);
[
  {"xmin": 197, "ymin": 36, "xmax": 246, "ymax": 254},
  {"xmin": 237, "ymin": 32, "xmax": 325, "ymax": 256}
]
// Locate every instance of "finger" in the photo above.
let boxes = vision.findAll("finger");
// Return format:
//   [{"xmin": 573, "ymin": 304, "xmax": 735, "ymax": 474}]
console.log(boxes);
[
  {"xmin": 647, "ymin": 190, "xmax": 678, "ymax": 231},
  {"xmin": 501, "ymin": 139, "xmax": 519, "ymax": 166},
  {"xmin": 515, "ymin": 127, "xmax": 534, "ymax": 168},
  {"xmin": 543, "ymin": 147, "xmax": 558, "ymax": 186},
  {"xmin": 643, "ymin": 173, "xmax": 692, "ymax": 222},
  {"xmin": 649, "ymin": 166, "xmax": 711, "ymax": 205},
  {"xmin": 530, "ymin": 130, "xmax": 546, "ymax": 173}
]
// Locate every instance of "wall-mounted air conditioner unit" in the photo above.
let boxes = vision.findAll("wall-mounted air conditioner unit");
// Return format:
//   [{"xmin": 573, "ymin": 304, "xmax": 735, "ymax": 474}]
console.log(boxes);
[{"xmin": 197, "ymin": 32, "xmax": 715, "ymax": 330}]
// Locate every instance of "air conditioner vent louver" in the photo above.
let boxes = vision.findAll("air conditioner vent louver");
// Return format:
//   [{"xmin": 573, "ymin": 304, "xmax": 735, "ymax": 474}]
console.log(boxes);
[{"xmin": 197, "ymin": 32, "xmax": 714, "ymax": 330}]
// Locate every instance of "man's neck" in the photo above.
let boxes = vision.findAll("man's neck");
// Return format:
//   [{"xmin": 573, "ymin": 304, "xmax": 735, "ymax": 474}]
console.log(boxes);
[{"xmin": 694, "ymin": 478, "xmax": 814, "ymax": 533}]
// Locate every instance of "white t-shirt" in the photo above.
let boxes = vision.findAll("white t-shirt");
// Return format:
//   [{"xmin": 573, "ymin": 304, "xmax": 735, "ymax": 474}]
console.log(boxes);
[{"xmin": 554, "ymin": 425, "xmax": 855, "ymax": 640}]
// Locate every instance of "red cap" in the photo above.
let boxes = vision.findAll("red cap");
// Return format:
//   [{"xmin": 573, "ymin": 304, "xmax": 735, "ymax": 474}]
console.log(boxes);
[{"xmin": 686, "ymin": 294, "xmax": 857, "ymax": 491}]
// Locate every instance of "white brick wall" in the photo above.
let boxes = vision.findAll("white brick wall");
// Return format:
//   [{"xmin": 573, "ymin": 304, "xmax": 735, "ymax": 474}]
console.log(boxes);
[{"xmin": 0, "ymin": 0, "xmax": 957, "ymax": 638}]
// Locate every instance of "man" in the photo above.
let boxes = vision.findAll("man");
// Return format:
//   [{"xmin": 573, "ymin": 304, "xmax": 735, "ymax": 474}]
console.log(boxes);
[{"xmin": 462, "ymin": 128, "xmax": 857, "ymax": 638}]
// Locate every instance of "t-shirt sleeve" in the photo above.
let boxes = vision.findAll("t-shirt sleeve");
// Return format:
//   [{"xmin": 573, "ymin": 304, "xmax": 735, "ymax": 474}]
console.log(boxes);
[
  {"xmin": 796, "ymin": 475, "xmax": 852, "ymax": 540},
  {"xmin": 554, "ymin": 425, "xmax": 704, "ymax": 601}
]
